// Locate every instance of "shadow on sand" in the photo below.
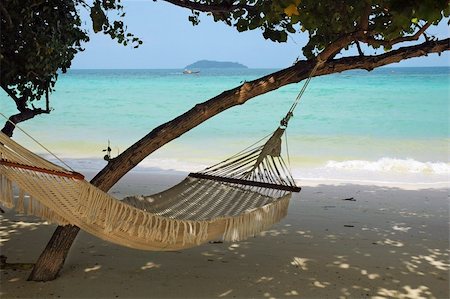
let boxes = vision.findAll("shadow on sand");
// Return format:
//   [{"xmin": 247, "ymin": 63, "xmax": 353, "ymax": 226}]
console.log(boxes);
[{"xmin": 0, "ymin": 184, "xmax": 448, "ymax": 298}]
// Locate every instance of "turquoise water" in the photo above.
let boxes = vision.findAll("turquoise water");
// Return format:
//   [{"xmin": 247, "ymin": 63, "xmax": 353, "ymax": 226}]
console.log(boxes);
[{"xmin": 1, "ymin": 67, "xmax": 449, "ymax": 184}]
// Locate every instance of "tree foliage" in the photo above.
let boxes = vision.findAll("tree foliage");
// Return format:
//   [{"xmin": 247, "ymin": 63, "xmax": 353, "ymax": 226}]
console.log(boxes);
[
  {"xmin": 176, "ymin": 0, "xmax": 449, "ymax": 58},
  {"xmin": 1, "ymin": 0, "xmax": 448, "ymax": 112},
  {"xmin": 1, "ymin": 0, "xmax": 86, "ymax": 109},
  {"xmin": 0, "ymin": 0, "xmax": 140, "ymax": 111}
]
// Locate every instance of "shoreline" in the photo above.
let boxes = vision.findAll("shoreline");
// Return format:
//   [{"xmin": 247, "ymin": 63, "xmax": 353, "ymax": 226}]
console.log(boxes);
[
  {"xmin": 1, "ymin": 172, "xmax": 449, "ymax": 298},
  {"xmin": 298, "ymin": 177, "xmax": 449, "ymax": 190},
  {"xmin": 31, "ymin": 153, "xmax": 449, "ymax": 193},
  {"xmin": 80, "ymin": 169, "xmax": 450, "ymax": 196}
]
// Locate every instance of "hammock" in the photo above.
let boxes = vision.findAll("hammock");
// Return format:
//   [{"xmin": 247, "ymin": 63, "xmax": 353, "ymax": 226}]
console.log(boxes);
[
  {"xmin": 0, "ymin": 62, "xmax": 320, "ymax": 251},
  {"xmin": 0, "ymin": 127, "xmax": 297, "ymax": 251}
]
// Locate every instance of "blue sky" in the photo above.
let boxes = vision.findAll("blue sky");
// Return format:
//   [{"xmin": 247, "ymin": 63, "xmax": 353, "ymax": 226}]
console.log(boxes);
[{"xmin": 72, "ymin": 1, "xmax": 450, "ymax": 69}]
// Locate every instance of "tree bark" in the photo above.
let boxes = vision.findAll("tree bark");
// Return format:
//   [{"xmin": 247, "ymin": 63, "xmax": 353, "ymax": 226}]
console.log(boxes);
[
  {"xmin": 27, "ymin": 225, "xmax": 80, "ymax": 281},
  {"xmin": 1, "ymin": 108, "xmax": 50, "ymax": 137},
  {"xmin": 27, "ymin": 173, "xmax": 113, "ymax": 281},
  {"xmin": 28, "ymin": 39, "xmax": 449, "ymax": 281}
]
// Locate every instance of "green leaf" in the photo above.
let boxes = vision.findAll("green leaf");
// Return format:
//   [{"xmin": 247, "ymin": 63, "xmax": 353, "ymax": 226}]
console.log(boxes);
[{"xmin": 90, "ymin": 2, "xmax": 107, "ymax": 33}]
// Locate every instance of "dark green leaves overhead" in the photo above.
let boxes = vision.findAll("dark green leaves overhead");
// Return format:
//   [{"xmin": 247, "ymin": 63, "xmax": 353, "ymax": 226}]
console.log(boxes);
[
  {"xmin": 0, "ymin": 0, "xmax": 141, "ymax": 107},
  {"xmin": 90, "ymin": 0, "xmax": 142, "ymax": 47},
  {"xmin": 186, "ymin": 0, "xmax": 448, "ymax": 58},
  {"xmin": 1, "ymin": 0, "xmax": 89, "ymax": 106},
  {"xmin": 91, "ymin": 1, "xmax": 108, "ymax": 33}
]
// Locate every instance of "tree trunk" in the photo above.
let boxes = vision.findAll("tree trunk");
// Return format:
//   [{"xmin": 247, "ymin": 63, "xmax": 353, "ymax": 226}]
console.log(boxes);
[
  {"xmin": 28, "ymin": 39, "xmax": 449, "ymax": 281},
  {"xmin": 27, "ymin": 225, "xmax": 80, "ymax": 281},
  {"xmin": 28, "ymin": 176, "xmax": 110, "ymax": 281},
  {"xmin": 1, "ymin": 108, "xmax": 50, "ymax": 137}
]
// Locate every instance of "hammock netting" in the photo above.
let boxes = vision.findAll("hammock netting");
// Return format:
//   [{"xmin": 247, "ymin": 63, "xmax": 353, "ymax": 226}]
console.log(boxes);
[{"xmin": 0, "ymin": 127, "xmax": 300, "ymax": 251}]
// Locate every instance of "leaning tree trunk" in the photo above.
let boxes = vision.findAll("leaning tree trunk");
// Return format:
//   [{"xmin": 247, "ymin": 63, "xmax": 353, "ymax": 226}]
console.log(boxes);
[
  {"xmin": 27, "ymin": 39, "xmax": 449, "ymax": 281},
  {"xmin": 26, "ymin": 225, "xmax": 80, "ymax": 281}
]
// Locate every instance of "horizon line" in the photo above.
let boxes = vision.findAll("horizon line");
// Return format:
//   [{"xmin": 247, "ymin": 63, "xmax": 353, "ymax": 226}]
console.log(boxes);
[{"xmin": 68, "ymin": 65, "xmax": 450, "ymax": 70}]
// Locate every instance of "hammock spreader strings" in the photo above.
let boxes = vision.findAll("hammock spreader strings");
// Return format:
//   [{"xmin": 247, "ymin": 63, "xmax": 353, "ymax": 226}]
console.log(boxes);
[
  {"xmin": 191, "ymin": 61, "xmax": 322, "ymax": 192},
  {"xmin": 192, "ymin": 128, "xmax": 298, "ymax": 190}
]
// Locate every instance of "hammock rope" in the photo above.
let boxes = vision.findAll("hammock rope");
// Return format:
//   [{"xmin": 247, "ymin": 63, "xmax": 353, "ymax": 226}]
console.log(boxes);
[
  {"xmin": 281, "ymin": 61, "xmax": 322, "ymax": 128},
  {"xmin": 0, "ymin": 133, "xmax": 291, "ymax": 250},
  {"xmin": 0, "ymin": 112, "xmax": 76, "ymax": 172},
  {"xmin": 0, "ymin": 60, "xmax": 321, "ymax": 250}
]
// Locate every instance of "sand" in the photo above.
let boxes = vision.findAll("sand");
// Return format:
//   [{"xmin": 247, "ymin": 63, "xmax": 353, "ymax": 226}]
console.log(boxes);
[{"xmin": 0, "ymin": 172, "xmax": 449, "ymax": 298}]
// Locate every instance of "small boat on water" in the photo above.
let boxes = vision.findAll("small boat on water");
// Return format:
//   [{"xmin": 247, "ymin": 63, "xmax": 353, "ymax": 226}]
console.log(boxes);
[{"xmin": 183, "ymin": 69, "xmax": 200, "ymax": 74}]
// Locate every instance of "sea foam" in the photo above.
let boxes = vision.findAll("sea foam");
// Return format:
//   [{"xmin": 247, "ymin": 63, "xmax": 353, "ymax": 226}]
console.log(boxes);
[{"xmin": 325, "ymin": 158, "xmax": 450, "ymax": 174}]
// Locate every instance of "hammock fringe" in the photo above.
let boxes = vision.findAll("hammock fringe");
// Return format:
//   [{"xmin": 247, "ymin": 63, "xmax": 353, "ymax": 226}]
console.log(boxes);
[
  {"xmin": 0, "ymin": 175, "xmax": 290, "ymax": 246},
  {"xmin": 0, "ymin": 131, "xmax": 295, "ymax": 251},
  {"xmin": 223, "ymin": 195, "xmax": 290, "ymax": 241},
  {"xmin": 0, "ymin": 173, "xmax": 70, "ymax": 225}
]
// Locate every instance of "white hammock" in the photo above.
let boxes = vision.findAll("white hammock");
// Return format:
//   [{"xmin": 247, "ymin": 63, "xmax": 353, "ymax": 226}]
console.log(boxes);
[{"xmin": 0, "ymin": 130, "xmax": 297, "ymax": 251}]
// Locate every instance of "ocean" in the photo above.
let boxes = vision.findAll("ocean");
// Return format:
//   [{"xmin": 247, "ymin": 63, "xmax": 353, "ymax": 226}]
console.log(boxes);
[{"xmin": 1, "ymin": 67, "xmax": 449, "ymax": 185}]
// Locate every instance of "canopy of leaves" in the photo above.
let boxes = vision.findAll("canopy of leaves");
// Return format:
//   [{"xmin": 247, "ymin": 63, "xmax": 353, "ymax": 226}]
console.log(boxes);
[
  {"xmin": 0, "ymin": 0, "xmax": 140, "ymax": 109},
  {"xmin": 1, "ymin": 0, "xmax": 448, "ymax": 109},
  {"xmin": 184, "ymin": 0, "xmax": 449, "ymax": 58},
  {"xmin": 1, "ymin": 0, "xmax": 87, "ymax": 108}
]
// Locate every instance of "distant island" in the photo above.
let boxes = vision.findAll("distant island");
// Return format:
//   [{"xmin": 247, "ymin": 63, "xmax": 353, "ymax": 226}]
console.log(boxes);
[{"xmin": 185, "ymin": 60, "xmax": 248, "ymax": 69}]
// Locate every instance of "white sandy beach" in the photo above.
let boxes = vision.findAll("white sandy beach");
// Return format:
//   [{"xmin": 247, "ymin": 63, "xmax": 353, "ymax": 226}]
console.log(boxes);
[{"xmin": 0, "ymin": 172, "xmax": 449, "ymax": 298}]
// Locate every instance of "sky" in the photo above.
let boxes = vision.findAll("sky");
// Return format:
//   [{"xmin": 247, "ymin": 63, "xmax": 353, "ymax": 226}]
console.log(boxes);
[{"xmin": 72, "ymin": 1, "xmax": 450, "ymax": 69}]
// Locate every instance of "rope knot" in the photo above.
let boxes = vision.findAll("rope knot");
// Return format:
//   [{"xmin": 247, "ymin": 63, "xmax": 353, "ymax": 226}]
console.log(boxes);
[{"xmin": 280, "ymin": 112, "xmax": 293, "ymax": 128}]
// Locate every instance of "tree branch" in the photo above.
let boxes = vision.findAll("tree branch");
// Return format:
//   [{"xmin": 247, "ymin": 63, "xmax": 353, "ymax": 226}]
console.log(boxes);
[
  {"xmin": 319, "ymin": 21, "xmax": 433, "ymax": 62},
  {"xmin": 1, "ymin": 85, "xmax": 27, "ymax": 112},
  {"xmin": 0, "ymin": 2, "xmax": 13, "ymax": 28},
  {"xmin": 92, "ymin": 38, "xmax": 449, "ymax": 191},
  {"xmin": 1, "ymin": 108, "xmax": 50, "ymax": 137},
  {"xmin": 163, "ymin": 0, "xmax": 252, "ymax": 13},
  {"xmin": 359, "ymin": 3, "xmax": 371, "ymax": 31},
  {"xmin": 317, "ymin": 31, "xmax": 361, "ymax": 62},
  {"xmin": 1, "ymin": 84, "xmax": 51, "ymax": 137},
  {"xmin": 363, "ymin": 22, "xmax": 432, "ymax": 48},
  {"xmin": 390, "ymin": 22, "xmax": 431, "ymax": 45},
  {"xmin": 355, "ymin": 41, "xmax": 364, "ymax": 56}
]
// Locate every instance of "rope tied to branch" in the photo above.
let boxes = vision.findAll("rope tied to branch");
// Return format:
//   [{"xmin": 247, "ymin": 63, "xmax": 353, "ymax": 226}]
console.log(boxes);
[
  {"xmin": 0, "ymin": 112, "xmax": 76, "ymax": 173},
  {"xmin": 280, "ymin": 60, "xmax": 323, "ymax": 128}
]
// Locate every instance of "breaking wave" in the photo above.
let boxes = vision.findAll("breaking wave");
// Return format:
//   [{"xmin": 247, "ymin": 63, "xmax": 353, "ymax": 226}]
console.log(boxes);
[{"xmin": 325, "ymin": 158, "xmax": 450, "ymax": 174}]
